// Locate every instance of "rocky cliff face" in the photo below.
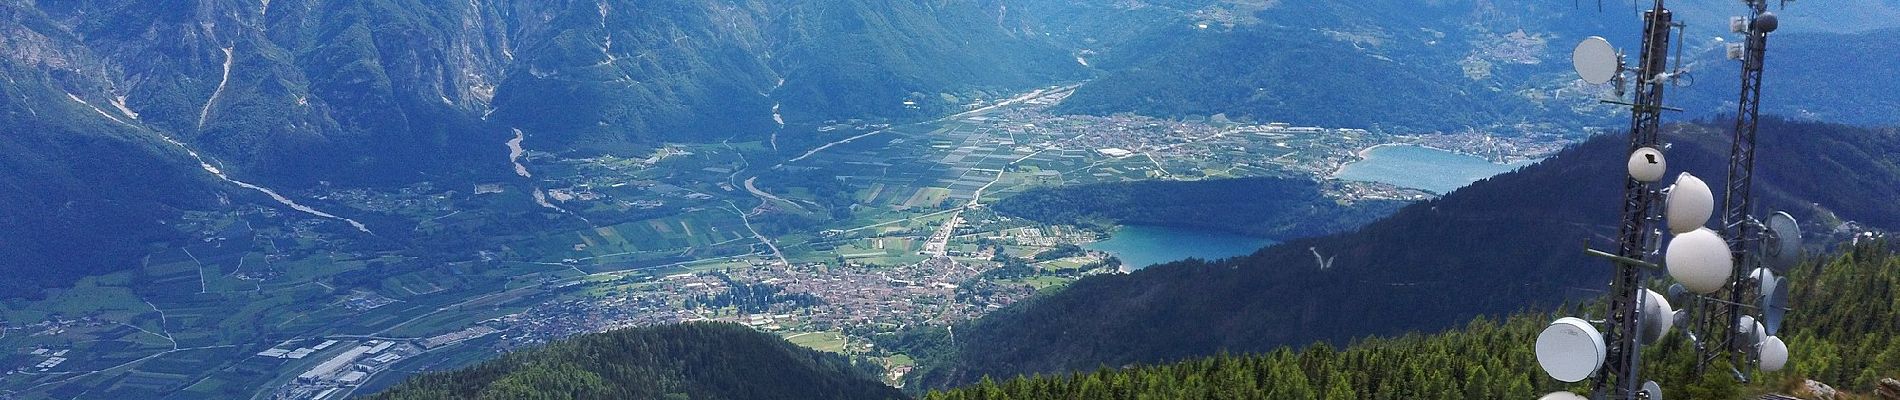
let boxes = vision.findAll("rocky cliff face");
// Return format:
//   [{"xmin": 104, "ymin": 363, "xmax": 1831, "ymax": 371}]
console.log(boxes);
[
  {"xmin": 8, "ymin": 0, "xmax": 1079, "ymax": 186},
  {"xmin": 0, "ymin": 0, "xmax": 1080, "ymax": 297}
]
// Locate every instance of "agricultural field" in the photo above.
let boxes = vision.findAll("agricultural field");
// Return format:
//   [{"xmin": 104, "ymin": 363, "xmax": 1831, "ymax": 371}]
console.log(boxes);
[{"xmin": 1, "ymin": 85, "xmax": 1412, "ymax": 399}]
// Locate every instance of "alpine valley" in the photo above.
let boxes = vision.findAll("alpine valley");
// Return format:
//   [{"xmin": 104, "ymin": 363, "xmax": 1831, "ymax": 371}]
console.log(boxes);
[{"xmin": 1, "ymin": 1, "xmax": 1897, "ymax": 399}]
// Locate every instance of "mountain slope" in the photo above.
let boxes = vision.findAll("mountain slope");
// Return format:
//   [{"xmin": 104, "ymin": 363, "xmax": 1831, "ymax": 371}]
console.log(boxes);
[
  {"xmin": 1050, "ymin": 1, "xmax": 1900, "ymax": 132},
  {"xmin": 367, "ymin": 322, "xmax": 905, "ymax": 400},
  {"xmin": 0, "ymin": 4, "xmax": 222, "ymax": 298},
  {"xmin": 913, "ymin": 119, "xmax": 1900, "ymax": 388},
  {"xmin": 926, "ymin": 244, "xmax": 1900, "ymax": 399},
  {"xmin": 0, "ymin": 0, "xmax": 1083, "ymax": 297},
  {"xmin": 18, "ymin": 0, "xmax": 1081, "ymax": 185}
]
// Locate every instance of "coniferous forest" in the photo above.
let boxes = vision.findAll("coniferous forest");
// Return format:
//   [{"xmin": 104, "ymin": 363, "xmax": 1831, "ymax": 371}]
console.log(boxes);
[
  {"xmin": 366, "ymin": 323, "xmax": 903, "ymax": 400},
  {"xmin": 924, "ymin": 243, "xmax": 1900, "ymax": 400}
]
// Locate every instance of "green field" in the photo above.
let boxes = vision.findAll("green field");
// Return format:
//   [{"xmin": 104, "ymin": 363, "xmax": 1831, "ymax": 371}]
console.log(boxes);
[{"xmin": 783, "ymin": 331, "xmax": 850, "ymax": 354}]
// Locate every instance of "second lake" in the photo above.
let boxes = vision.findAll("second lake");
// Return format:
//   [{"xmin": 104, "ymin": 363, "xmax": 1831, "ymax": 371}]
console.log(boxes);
[
  {"xmin": 1332, "ymin": 144, "xmax": 1534, "ymax": 195},
  {"xmin": 1084, "ymin": 225, "xmax": 1278, "ymax": 271}
]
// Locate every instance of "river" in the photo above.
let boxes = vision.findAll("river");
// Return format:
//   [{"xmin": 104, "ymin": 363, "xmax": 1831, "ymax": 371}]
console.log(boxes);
[{"xmin": 1084, "ymin": 225, "xmax": 1278, "ymax": 271}]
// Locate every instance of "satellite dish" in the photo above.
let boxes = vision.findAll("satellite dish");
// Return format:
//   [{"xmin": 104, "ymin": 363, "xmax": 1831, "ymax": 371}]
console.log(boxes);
[
  {"xmin": 1666, "ymin": 228, "xmax": 1733, "ymax": 294},
  {"xmin": 1642, "ymin": 289, "xmax": 1675, "ymax": 344},
  {"xmin": 1628, "ymin": 147, "xmax": 1667, "ymax": 182},
  {"xmin": 1664, "ymin": 173, "xmax": 1715, "ymax": 234},
  {"xmin": 1573, "ymin": 36, "xmax": 1620, "ymax": 85},
  {"xmin": 1540, "ymin": 392, "xmax": 1590, "ymax": 400},
  {"xmin": 1765, "ymin": 276, "xmax": 1790, "ymax": 335},
  {"xmin": 1761, "ymin": 336, "xmax": 1789, "ymax": 372},
  {"xmin": 1765, "ymin": 212, "xmax": 1802, "ymax": 270},
  {"xmin": 1537, "ymin": 317, "xmax": 1607, "ymax": 383},
  {"xmin": 1643, "ymin": 380, "xmax": 1665, "ymax": 400}
]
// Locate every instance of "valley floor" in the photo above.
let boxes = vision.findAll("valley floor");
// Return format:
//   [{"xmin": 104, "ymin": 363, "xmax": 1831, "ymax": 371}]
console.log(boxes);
[{"xmin": 0, "ymin": 85, "xmax": 1563, "ymax": 399}]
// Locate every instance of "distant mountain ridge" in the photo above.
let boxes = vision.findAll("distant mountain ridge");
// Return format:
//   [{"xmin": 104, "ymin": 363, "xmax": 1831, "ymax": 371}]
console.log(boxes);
[
  {"xmin": 1045, "ymin": 0, "xmax": 1900, "ymax": 132},
  {"xmin": 912, "ymin": 118, "xmax": 1900, "ymax": 388},
  {"xmin": 0, "ymin": 0, "xmax": 1081, "ymax": 297},
  {"xmin": 12, "ymin": 0, "xmax": 1082, "ymax": 186}
]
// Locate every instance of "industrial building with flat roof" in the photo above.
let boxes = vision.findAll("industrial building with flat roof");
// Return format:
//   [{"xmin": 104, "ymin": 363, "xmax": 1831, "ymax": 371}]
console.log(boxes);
[{"xmin": 298, "ymin": 345, "xmax": 372, "ymax": 381}]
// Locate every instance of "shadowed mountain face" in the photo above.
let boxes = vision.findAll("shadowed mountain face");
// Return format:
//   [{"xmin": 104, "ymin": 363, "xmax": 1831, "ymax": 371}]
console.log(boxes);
[
  {"xmin": 0, "ymin": 0, "xmax": 1081, "ymax": 297},
  {"xmin": 15, "ymin": 0, "xmax": 1081, "ymax": 185},
  {"xmin": 1033, "ymin": 0, "xmax": 1900, "ymax": 132},
  {"xmin": 915, "ymin": 119, "xmax": 1900, "ymax": 388},
  {"xmin": 366, "ymin": 322, "xmax": 906, "ymax": 400}
]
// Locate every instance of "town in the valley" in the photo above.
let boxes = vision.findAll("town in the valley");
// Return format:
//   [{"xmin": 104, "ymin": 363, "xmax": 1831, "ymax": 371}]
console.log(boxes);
[{"xmin": 1, "ymin": 85, "xmax": 1569, "ymax": 398}]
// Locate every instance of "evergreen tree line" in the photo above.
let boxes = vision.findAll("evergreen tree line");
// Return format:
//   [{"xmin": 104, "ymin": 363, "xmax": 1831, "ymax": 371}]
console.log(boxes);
[
  {"xmin": 367, "ymin": 323, "xmax": 902, "ymax": 400},
  {"xmin": 926, "ymin": 243, "xmax": 1900, "ymax": 399}
]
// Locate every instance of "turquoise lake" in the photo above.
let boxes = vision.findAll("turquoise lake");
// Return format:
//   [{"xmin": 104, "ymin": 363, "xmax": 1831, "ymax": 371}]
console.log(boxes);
[
  {"xmin": 1332, "ymin": 144, "xmax": 1534, "ymax": 194},
  {"xmin": 1084, "ymin": 225, "xmax": 1278, "ymax": 271}
]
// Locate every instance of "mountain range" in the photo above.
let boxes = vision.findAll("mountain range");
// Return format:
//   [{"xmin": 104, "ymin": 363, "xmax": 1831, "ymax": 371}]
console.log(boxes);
[
  {"xmin": 7, "ymin": 0, "xmax": 1899, "ymax": 299},
  {"xmin": 0, "ymin": 0, "xmax": 1082, "ymax": 297},
  {"xmin": 911, "ymin": 118, "xmax": 1900, "ymax": 388},
  {"xmin": 1053, "ymin": 0, "xmax": 1900, "ymax": 132},
  {"xmin": 4, "ymin": 1, "xmax": 1898, "ymax": 398}
]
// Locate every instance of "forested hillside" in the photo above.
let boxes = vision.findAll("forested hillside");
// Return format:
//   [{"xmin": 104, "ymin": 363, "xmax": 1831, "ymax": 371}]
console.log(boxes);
[
  {"xmin": 1053, "ymin": 1, "xmax": 1900, "ymax": 132},
  {"xmin": 365, "ymin": 323, "xmax": 904, "ymax": 400},
  {"xmin": 365, "ymin": 244, "xmax": 1900, "ymax": 399},
  {"xmin": 911, "ymin": 119, "xmax": 1900, "ymax": 388},
  {"xmin": 925, "ymin": 244, "xmax": 1900, "ymax": 400},
  {"xmin": 0, "ymin": 0, "xmax": 1082, "ymax": 298}
]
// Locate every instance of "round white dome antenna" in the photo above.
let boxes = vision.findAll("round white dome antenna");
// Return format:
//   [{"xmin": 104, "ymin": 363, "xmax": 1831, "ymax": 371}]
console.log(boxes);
[
  {"xmin": 1572, "ymin": 36, "xmax": 1622, "ymax": 85},
  {"xmin": 1663, "ymin": 173, "xmax": 1715, "ymax": 234},
  {"xmin": 1666, "ymin": 228, "xmax": 1733, "ymax": 294},
  {"xmin": 1641, "ymin": 289, "xmax": 1675, "ymax": 344},
  {"xmin": 1760, "ymin": 336, "xmax": 1789, "ymax": 372},
  {"xmin": 1628, "ymin": 147, "xmax": 1667, "ymax": 182},
  {"xmin": 1736, "ymin": 315, "xmax": 1767, "ymax": 349},
  {"xmin": 1537, "ymin": 317, "xmax": 1608, "ymax": 383},
  {"xmin": 1540, "ymin": 392, "xmax": 1590, "ymax": 400}
]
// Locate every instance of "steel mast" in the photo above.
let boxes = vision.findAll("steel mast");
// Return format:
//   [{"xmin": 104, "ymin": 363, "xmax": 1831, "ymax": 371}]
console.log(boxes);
[
  {"xmin": 1593, "ymin": 1, "xmax": 1679, "ymax": 398},
  {"xmin": 1708, "ymin": 0, "xmax": 1780, "ymax": 378}
]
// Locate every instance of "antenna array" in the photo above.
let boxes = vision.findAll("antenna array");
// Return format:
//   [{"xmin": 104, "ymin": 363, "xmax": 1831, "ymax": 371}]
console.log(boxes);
[
  {"xmin": 1536, "ymin": 1, "xmax": 1800, "ymax": 398},
  {"xmin": 1698, "ymin": 0, "xmax": 1795, "ymax": 381}
]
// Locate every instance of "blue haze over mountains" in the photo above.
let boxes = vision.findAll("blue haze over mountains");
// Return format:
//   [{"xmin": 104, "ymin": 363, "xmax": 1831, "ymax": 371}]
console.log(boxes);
[{"xmin": 0, "ymin": 0, "xmax": 1894, "ymax": 300}]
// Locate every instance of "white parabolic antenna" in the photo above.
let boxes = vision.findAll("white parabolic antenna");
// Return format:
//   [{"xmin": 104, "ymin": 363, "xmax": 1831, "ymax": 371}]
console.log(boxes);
[
  {"xmin": 1754, "ymin": 320, "xmax": 1768, "ymax": 348},
  {"xmin": 1665, "ymin": 172, "xmax": 1716, "ymax": 234},
  {"xmin": 1642, "ymin": 288, "xmax": 1675, "ymax": 343},
  {"xmin": 1537, "ymin": 317, "xmax": 1607, "ymax": 383},
  {"xmin": 1753, "ymin": 268, "xmax": 1778, "ymax": 302},
  {"xmin": 1761, "ymin": 336, "xmax": 1789, "ymax": 372},
  {"xmin": 1628, "ymin": 147, "xmax": 1667, "ymax": 182},
  {"xmin": 1540, "ymin": 392, "xmax": 1590, "ymax": 400},
  {"xmin": 1573, "ymin": 36, "xmax": 1620, "ymax": 85},
  {"xmin": 1738, "ymin": 315, "xmax": 1766, "ymax": 348},
  {"xmin": 1667, "ymin": 228, "xmax": 1733, "ymax": 294}
]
